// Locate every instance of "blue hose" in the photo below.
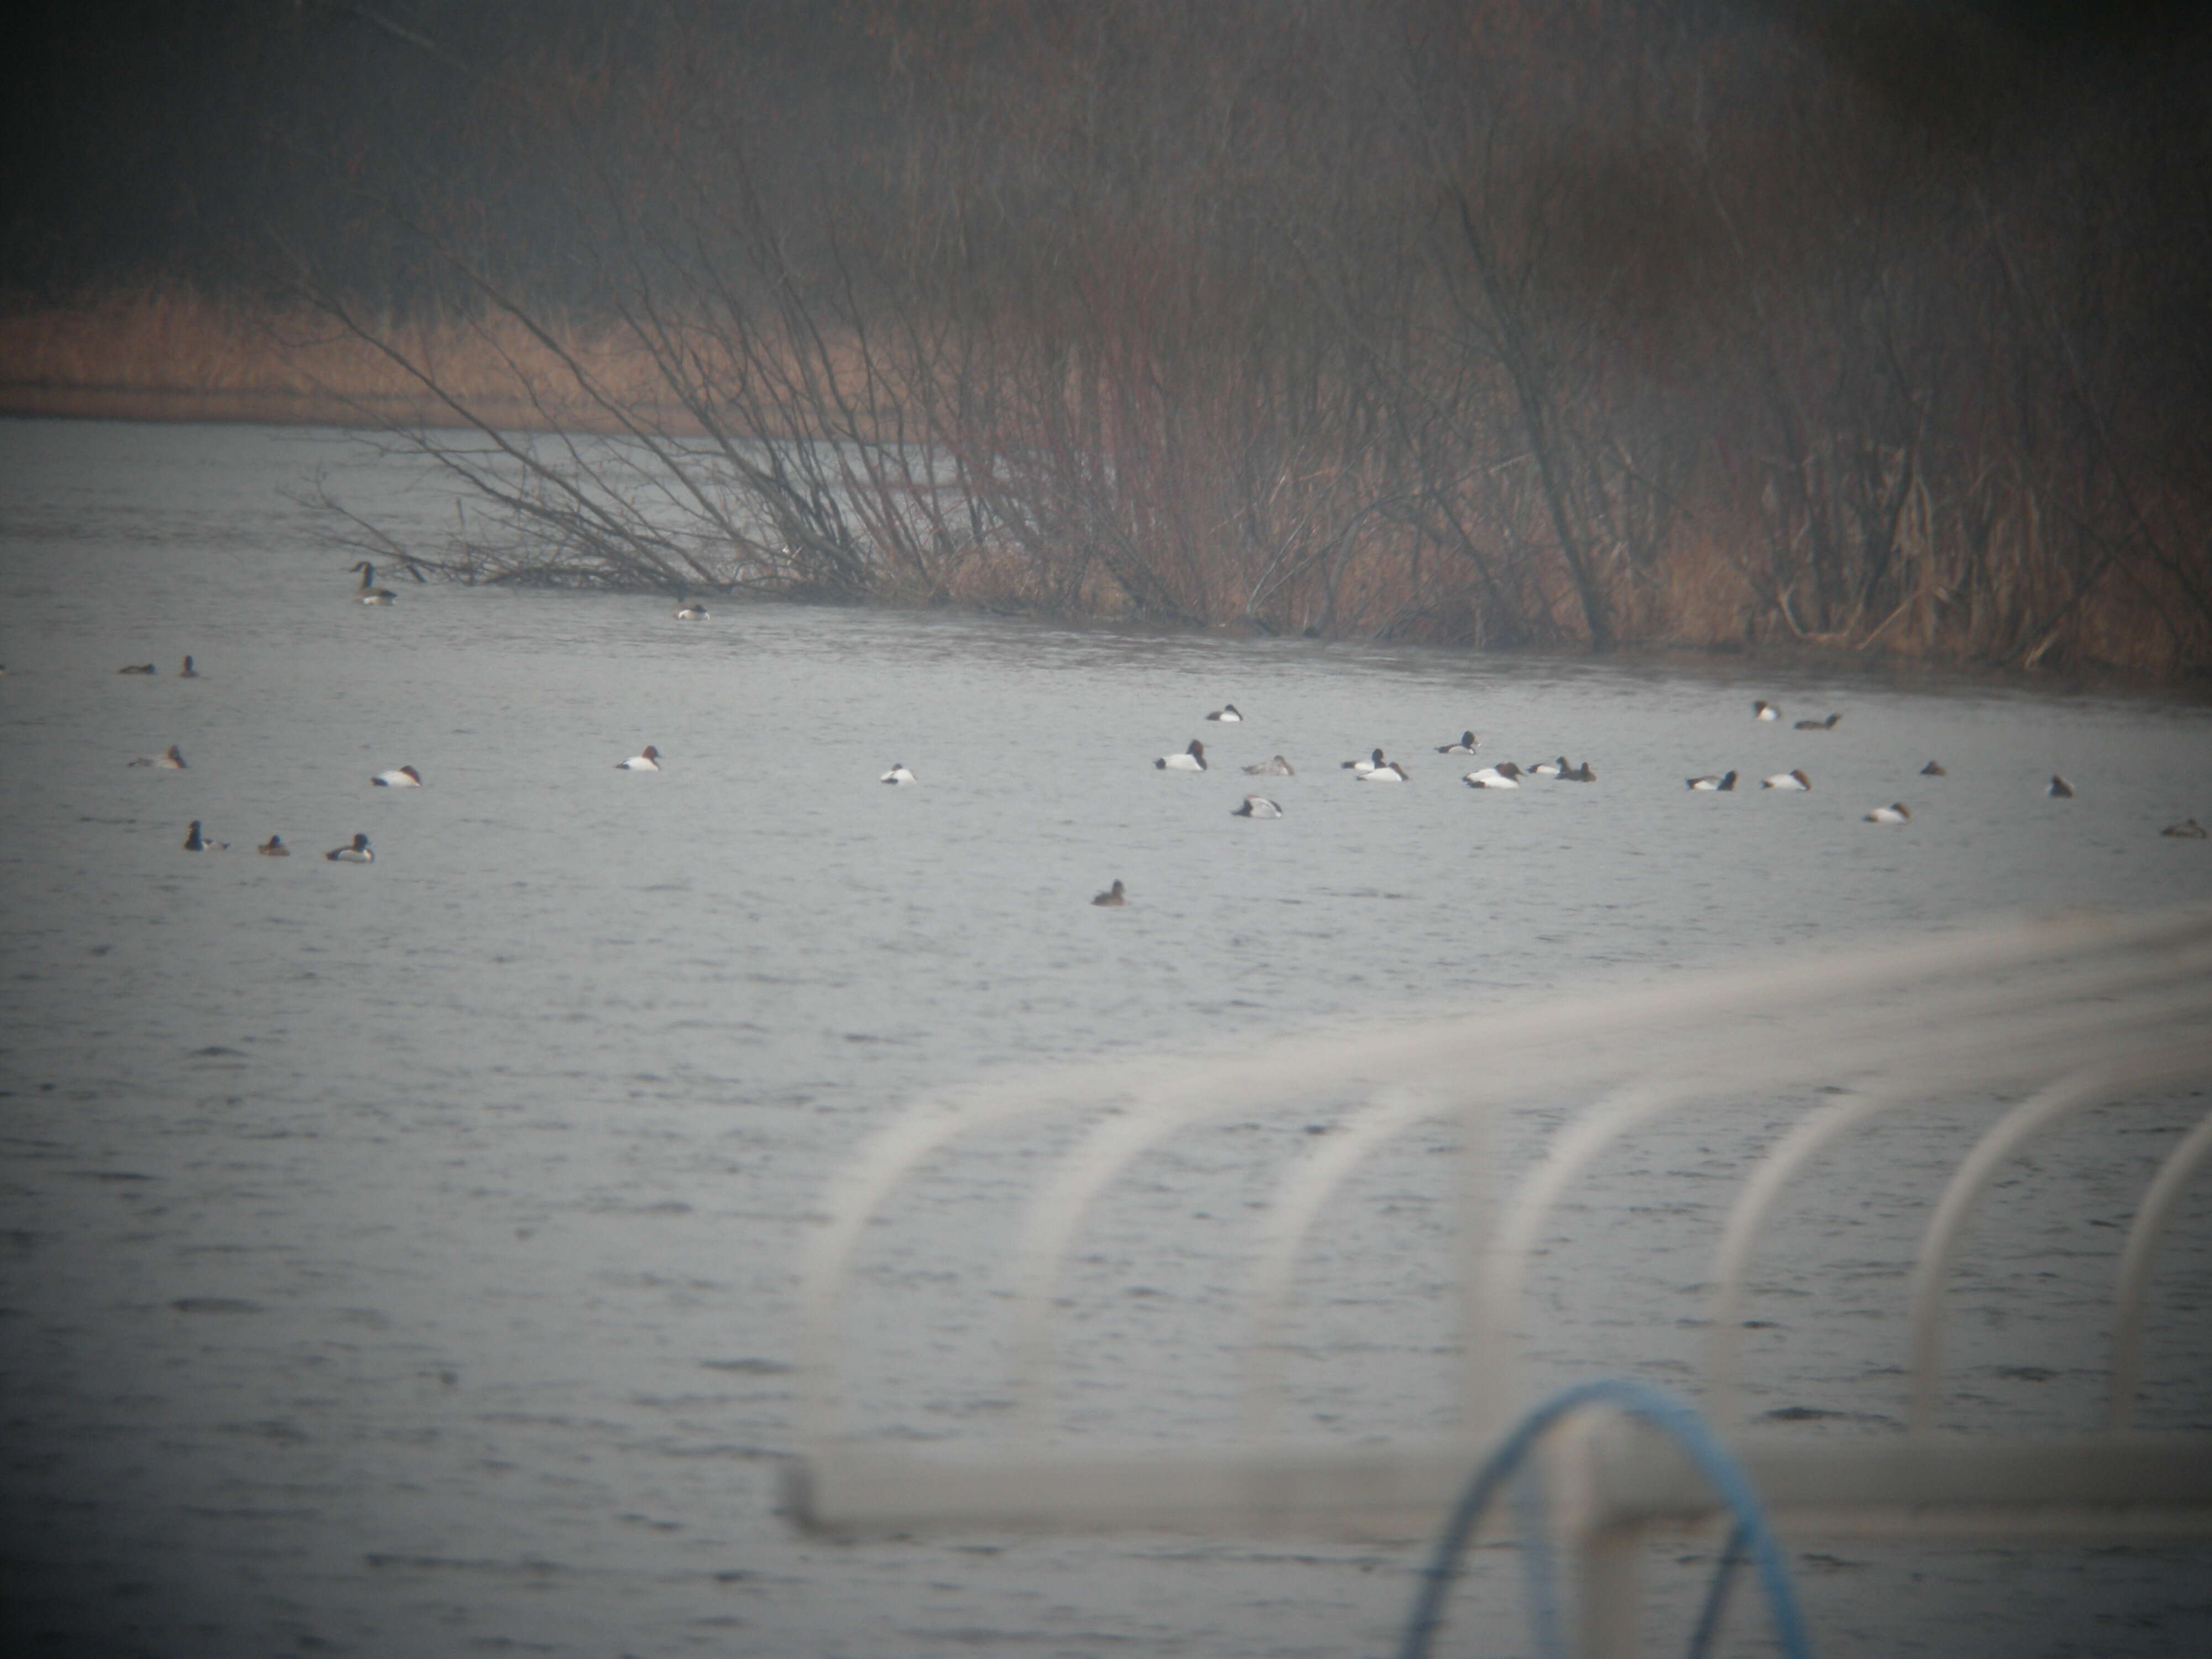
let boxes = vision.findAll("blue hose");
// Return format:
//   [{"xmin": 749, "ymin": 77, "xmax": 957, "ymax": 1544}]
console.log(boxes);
[{"xmin": 1394, "ymin": 1379, "xmax": 1812, "ymax": 1659}]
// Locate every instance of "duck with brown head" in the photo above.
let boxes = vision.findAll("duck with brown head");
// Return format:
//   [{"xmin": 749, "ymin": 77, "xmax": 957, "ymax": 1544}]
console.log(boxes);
[{"xmin": 1155, "ymin": 739, "xmax": 1207, "ymax": 772}]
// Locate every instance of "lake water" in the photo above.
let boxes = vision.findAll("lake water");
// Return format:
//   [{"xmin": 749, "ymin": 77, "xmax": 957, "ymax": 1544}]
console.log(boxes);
[{"xmin": 2, "ymin": 417, "xmax": 2210, "ymax": 1656}]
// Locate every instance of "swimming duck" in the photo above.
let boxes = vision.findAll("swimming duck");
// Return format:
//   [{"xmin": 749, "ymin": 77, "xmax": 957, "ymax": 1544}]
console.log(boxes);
[
  {"xmin": 1686, "ymin": 770, "xmax": 1738, "ymax": 791},
  {"xmin": 2162, "ymin": 818, "xmax": 2208, "ymax": 839},
  {"xmin": 1464, "ymin": 763, "xmax": 1522, "ymax": 789},
  {"xmin": 1753, "ymin": 700, "xmax": 1781, "ymax": 722},
  {"xmin": 129, "ymin": 744, "xmax": 188, "ymax": 770},
  {"xmin": 1528, "ymin": 757, "xmax": 1566, "ymax": 778},
  {"xmin": 256, "ymin": 835, "xmax": 290, "ymax": 857},
  {"xmin": 118, "ymin": 663, "xmax": 156, "ymax": 675},
  {"xmin": 1561, "ymin": 760, "xmax": 1597, "ymax": 782},
  {"xmin": 674, "ymin": 601, "xmax": 709, "ymax": 619},
  {"xmin": 1864, "ymin": 802, "xmax": 1912, "ymax": 824},
  {"xmin": 617, "ymin": 745, "xmax": 661, "ymax": 771},
  {"xmin": 1920, "ymin": 761, "xmax": 1948, "ymax": 776},
  {"xmin": 349, "ymin": 561, "xmax": 397, "ymax": 604},
  {"xmin": 1233, "ymin": 795, "xmax": 1284, "ymax": 818},
  {"xmin": 1761, "ymin": 769, "xmax": 1812, "ymax": 791},
  {"xmin": 1794, "ymin": 713, "xmax": 1841, "ymax": 730},
  {"xmin": 1206, "ymin": 704, "xmax": 1243, "ymax": 722},
  {"xmin": 880, "ymin": 763, "xmax": 916, "ymax": 785},
  {"xmin": 1358, "ymin": 760, "xmax": 1410, "ymax": 782},
  {"xmin": 326, "ymin": 833, "xmax": 374, "ymax": 863},
  {"xmin": 1092, "ymin": 879, "xmax": 1128, "ymax": 906},
  {"xmin": 182, "ymin": 821, "xmax": 226, "ymax": 852},
  {"xmin": 2048, "ymin": 775, "xmax": 2075, "ymax": 798},
  {"xmin": 1436, "ymin": 731, "xmax": 1479, "ymax": 754},
  {"xmin": 1156, "ymin": 739, "xmax": 1207, "ymax": 772},
  {"xmin": 1341, "ymin": 748, "xmax": 1386, "ymax": 774},
  {"xmin": 372, "ymin": 765, "xmax": 424, "ymax": 787},
  {"xmin": 178, "ymin": 656, "xmax": 199, "ymax": 678},
  {"xmin": 1242, "ymin": 755, "xmax": 1296, "ymax": 776}
]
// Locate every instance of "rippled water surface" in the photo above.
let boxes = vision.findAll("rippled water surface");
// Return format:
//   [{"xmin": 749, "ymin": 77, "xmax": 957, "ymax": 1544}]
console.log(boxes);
[{"xmin": 3, "ymin": 419, "xmax": 2211, "ymax": 1656}]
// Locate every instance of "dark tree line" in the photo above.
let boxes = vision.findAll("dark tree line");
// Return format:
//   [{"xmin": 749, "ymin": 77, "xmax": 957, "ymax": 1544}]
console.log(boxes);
[{"xmin": 13, "ymin": 1, "xmax": 2212, "ymax": 670}]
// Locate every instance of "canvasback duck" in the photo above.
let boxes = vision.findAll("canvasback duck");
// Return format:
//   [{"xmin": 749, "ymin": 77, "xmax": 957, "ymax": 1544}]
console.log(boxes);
[
  {"xmin": 1528, "ymin": 757, "xmax": 1566, "ymax": 778},
  {"xmin": 1436, "ymin": 731, "xmax": 1479, "ymax": 754},
  {"xmin": 1156, "ymin": 739, "xmax": 1207, "ymax": 772},
  {"xmin": 1794, "ymin": 713, "xmax": 1841, "ymax": 730},
  {"xmin": 2162, "ymin": 817, "xmax": 2208, "ymax": 839},
  {"xmin": 1864, "ymin": 802, "xmax": 1911, "ymax": 824},
  {"xmin": 1561, "ymin": 760, "xmax": 1597, "ymax": 782},
  {"xmin": 2048, "ymin": 775, "xmax": 2075, "ymax": 798},
  {"xmin": 1205, "ymin": 704, "xmax": 1243, "ymax": 722},
  {"xmin": 1686, "ymin": 770, "xmax": 1738, "ymax": 791},
  {"xmin": 372, "ymin": 765, "xmax": 424, "ymax": 787},
  {"xmin": 256, "ymin": 835, "xmax": 290, "ymax": 857},
  {"xmin": 182, "ymin": 821, "xmax": 226, "ymax": 852},
  {"xmin": 1242, "ymin": 755, "xmax": 1296, "ymax": 776},
  {"xmin": 1092, "ymin": 879, "xmax": 1128, "ymax": 906},
  {"xmin": 618, "ymin": 745, "xmax": 661, "ymax": 771},
  {"xmin": 1358, "ymin": 760, "xmax": 1410, "ymax": 782},
  {"xmin": 1464, "ymin": 763, "xmax": 1521, "ymax": 789},
  {"xmin": 129, "ymin": 744, "xmax": 187, "ymax": 770},
  {"xmin": 326, "ymin": 833, "xmax": 374, "ymax": 863},
  {"xmin": 1761, "ymin": 769, "xmax": 1812, "ymax": 791},
  {"xmin": 1753, "ymin": 700, "xmax": 1781, "ymax": 721},
  {"xmin": 1233, "ymin": 794, "xmax": 1283, "ymax": 818},
  {"xmin": 880, "ymin": 763, "xmax": 916, "ymax": 785},
  {"xmin": 1921, "ymin": 760, "xmax": 1948, "ymax": 776},
  {"xmin": 178, "ymin": 656, "xmax": 199, "ymax": 678},
  {"xmin": 1341, "ymin": 748, "xmax": 1386, "ymax": 773},
  {"xmin": 349, "ymin": 561, "xmax": 396, "ymax": 604},
  {"xmin": 118, "ymin": 662, "xmax": 156, "ymax": 675}
]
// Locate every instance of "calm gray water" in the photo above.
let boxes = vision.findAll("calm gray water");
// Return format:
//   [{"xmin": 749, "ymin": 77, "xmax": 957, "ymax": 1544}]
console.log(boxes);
[{"xmin": 2, "ymin": 418, "xmax": 2210, "ymax": 1656}]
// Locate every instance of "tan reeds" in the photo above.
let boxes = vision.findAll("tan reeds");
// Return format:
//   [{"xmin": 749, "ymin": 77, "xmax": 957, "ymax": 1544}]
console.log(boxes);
[{"xmin": 0, "ymin": 284, "xmax": 696, "ymax": 432}]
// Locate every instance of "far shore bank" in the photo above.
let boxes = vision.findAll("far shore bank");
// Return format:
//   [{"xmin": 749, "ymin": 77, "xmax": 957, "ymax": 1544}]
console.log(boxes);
[
  {"xmin": 0, "ymin": 285, "xmax": 714, "ymax": 437},
  {"xmin": 6, "ymin": 287, "xmax": 2202, "ymax": 680},
  {"xmin": 0, "ymin": 379, "xmax": 706, "ymax": 435}
]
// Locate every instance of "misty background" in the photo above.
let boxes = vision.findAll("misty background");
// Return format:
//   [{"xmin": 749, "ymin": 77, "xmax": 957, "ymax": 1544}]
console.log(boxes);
[{"xmin": 8, "ymin": 2, "xmax": 2212, "ymax": 669}]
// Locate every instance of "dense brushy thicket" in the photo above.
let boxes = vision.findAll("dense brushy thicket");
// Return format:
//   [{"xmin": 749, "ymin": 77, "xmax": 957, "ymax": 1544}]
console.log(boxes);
[{"xmin": 17, "ymin": 2, "xmax": 2212, "ymax": 670}]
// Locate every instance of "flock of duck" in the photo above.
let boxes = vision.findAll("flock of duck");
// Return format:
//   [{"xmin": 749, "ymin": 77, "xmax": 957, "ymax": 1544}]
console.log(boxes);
[
  {"xmin": 113, "ymin": 563, "xmax": 2208, "ymax": 889},
  {"xmin": 109, "ymin": 564, "xmax": 464, "ymax": 860},
  {"xmin": 1071, "ymin": 695, "xmax": 2205, "ymax": 906}
]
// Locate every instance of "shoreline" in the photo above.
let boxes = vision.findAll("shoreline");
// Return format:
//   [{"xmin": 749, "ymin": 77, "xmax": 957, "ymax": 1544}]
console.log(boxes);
[
  {"xmin": 0, "ymin": 379, "xmax": 706, "ymax": 435},
  {"xmin": 2, "ymin": 390, "xmax": 2203, "ymax": 690}
]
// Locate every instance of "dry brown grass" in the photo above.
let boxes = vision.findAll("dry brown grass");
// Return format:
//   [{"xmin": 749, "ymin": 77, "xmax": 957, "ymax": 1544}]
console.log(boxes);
[{"xmin": 0, "ymin": 284, "xmax": 702, "ymax": 432}]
